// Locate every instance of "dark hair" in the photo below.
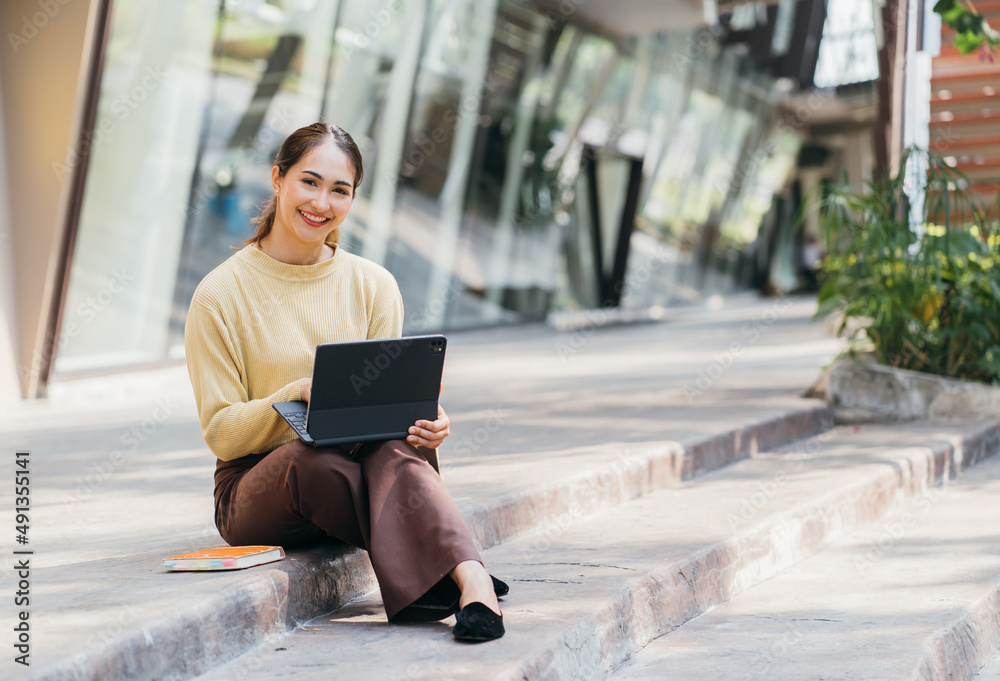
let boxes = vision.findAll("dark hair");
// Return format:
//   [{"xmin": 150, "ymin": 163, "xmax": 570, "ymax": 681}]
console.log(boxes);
[{"xmin": 243, "ymin": 122, "xmax": 364, "ymax": 248}]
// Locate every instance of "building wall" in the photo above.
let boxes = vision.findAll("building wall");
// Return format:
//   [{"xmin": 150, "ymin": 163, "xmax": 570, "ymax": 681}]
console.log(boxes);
[
  {"xmin": 0, "ymin": 71, "xmax": 17, "ymax": 406},
  {"xmin": 0, "ymin": 0, "xmax": 101, "ymax": 401}
]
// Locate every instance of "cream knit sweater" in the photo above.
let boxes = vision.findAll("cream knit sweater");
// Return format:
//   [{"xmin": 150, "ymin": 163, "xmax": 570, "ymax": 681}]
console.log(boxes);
[{"xmin": 184, "ymin": 244, "xmax": 403, "ymax": 461}]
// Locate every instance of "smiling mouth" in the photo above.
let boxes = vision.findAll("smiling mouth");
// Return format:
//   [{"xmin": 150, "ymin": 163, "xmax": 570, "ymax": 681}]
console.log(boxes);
[{"xmin": 298, "ymin": 209, "xmax": 331, "ymax": 227}]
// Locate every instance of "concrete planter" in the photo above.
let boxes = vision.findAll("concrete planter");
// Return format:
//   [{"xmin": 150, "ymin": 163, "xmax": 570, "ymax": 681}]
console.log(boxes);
[{"xmin": 826, "ymin": 360, "xmax": 1000, "ymax": 423}]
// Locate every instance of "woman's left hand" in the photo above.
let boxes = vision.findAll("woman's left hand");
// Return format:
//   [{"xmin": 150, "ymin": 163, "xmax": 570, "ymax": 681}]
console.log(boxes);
[{"xmin": 408, "ymin": 404, "xmax": 450, "ymax": 448}]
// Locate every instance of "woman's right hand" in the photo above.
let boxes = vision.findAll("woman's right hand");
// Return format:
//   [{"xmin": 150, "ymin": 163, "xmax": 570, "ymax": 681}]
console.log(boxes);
[{"xmin": 299, "ymin": 378, "xmax": 312, "ymax": 403}]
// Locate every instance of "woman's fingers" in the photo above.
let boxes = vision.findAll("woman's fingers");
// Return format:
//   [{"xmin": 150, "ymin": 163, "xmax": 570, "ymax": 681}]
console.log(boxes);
[
  {"xmin": 407, "ymin": 426, "xmax": 448, "ymax": 445},
  {"xmin": 408, "ymin": 407, "xmax": 450, "ymax": 446}
]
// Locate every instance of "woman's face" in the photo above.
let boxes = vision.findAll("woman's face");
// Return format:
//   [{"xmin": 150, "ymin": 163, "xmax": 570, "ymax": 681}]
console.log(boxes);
[{"xmin": 270, "ymin": 139, "xmax": 356, "ymax": 248}]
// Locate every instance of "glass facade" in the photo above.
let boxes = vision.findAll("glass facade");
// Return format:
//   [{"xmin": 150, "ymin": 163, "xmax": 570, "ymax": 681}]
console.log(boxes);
[
  {"xmin": 813, "ymin": 0, "xmax": 879, "ymax": 88},
  {"xmin": 55, "ymin": 0, "xmax": 806, "ymax": 374}
]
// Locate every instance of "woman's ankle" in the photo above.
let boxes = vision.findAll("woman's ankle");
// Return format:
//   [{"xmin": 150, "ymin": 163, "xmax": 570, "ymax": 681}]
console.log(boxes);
[{"xmin": 451, "ymin": 560, "xmax": 500, "ymax": 614}]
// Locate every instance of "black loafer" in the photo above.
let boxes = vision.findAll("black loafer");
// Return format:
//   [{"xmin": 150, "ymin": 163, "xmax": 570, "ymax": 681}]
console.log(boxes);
[
  {"xmin": 491, "ymin": 575, "xmax": 509, "ymax": 598},
  {"xmin": 453, "ymin": 602, "xmax": 504, "ymax": 642}
]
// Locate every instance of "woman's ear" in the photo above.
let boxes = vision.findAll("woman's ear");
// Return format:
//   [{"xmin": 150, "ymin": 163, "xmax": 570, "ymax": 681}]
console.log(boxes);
[{"xmin": 270, "ymin": 165, "xmax": 281, "ymax": 195}]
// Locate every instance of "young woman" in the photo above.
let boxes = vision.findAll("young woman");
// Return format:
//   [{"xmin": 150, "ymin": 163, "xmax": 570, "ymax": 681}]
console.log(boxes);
[{"xmin": 184, "ymin": 122, "xmax": 504, "ymax": 641}]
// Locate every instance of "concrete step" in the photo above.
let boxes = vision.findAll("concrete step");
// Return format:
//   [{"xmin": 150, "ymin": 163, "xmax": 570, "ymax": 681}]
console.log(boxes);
[
  {"xmin": 976, "ymin": 650, "xmax": 1000, "ymax": 680},
  {"xmin": 610, "ymin": 449, "xmax": 1000, "ymax": 681},
  {"xmin": 191, "ymin": 420, "xmax": 999, "ymax": 681},
  {"xmin": 20, "ymin": 404, "xmax": 831, "ymax": 681}
]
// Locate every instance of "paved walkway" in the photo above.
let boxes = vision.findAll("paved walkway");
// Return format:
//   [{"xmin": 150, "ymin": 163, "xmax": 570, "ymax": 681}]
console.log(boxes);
[{"xmin": 0, "ymin": 293, "xmax": 843, "ymax": 679}]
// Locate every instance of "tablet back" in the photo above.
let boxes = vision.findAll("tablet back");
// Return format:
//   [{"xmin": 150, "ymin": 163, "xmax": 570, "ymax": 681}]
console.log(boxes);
[{"xmin": 305, "ymin": 335, "xmax": 446, "ymax": 444}]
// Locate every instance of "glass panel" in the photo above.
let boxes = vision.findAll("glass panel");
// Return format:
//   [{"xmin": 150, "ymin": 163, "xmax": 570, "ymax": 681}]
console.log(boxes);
[
  {"xmin": 813, "ymin": 0, "xmax": 879, "ymax": 87},
  {"xmin": 771, "ymin": 0, "xmax": 797, "ymax": 56},
  {"xmin": 631, "ymin": 36, "xmax": 789, "ymax": 305},
  {"xmin": 545, "ymin": 33, "xmax": 619, "ymax": 311},
  {"xmin": 385, "ymin": 0, "xmax": 566, "ymax": 330},
  {"xmin": 459, "ymin": 0, "xmax": 560, "ymax": 324},
  {"xmin": 168, "ymin": 0, "xmax": 342, "ymax": 355},
  {"xmin": 55, "ymin": 0, "xmax": 218, "ymax": 373},
  {"xmin": 333, "ymin": 0, "xmax": 429, "ymax": 261},
  {"xmin": 385, "ymin": 0, "xmax": 495, "ymax": 329}
]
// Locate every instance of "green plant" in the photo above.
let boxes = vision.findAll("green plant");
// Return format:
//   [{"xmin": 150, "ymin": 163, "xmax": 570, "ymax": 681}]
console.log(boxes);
[
  {"xmin": 934, "ymin": 0, "xmax": 1000, "ymax": 60},
  {"xmin": 816, "ymin": 149, "xmax": 1000, "ymax": 384}
]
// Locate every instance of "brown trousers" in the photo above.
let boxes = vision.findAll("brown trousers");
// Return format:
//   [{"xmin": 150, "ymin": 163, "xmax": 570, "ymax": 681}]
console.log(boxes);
[{"xmin": 213, "ymin": 439, "xmax": 482, "ymax": 621}]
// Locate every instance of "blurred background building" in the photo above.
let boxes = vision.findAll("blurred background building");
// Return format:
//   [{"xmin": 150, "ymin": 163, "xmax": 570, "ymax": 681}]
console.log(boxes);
[{"xmin": 1, "ymin": 0, "xmax": 988, "ymax": 402}]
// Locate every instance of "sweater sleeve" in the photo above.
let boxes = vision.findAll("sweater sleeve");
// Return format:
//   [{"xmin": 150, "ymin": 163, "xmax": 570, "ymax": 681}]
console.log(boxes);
[
  {"xmin": 366, "ymin": 269, "xmax": 404, "ymax": 340},
  {"xmin": 185, "ymin": 297, "xmax": 302, "ymax": 461}
]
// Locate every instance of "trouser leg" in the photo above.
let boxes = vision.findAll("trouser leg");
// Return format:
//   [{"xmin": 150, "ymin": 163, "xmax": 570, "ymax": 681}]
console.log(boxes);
[
  {"xmin": 213, "ymin": 439, "xmax": 482, "ymax": 621},
  {"xmin": 361, "ymin": 440, "xmax": 482, "ymax": 620},
  {"xmin": 214, "ymin": 440, "xmax": 367, "ymax": 549}
]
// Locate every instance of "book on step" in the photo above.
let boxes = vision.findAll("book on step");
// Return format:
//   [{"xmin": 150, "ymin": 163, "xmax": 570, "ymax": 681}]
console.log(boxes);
[{"xmin": 161, "ymin": 545, "xmax": 285, "ymax": 571}]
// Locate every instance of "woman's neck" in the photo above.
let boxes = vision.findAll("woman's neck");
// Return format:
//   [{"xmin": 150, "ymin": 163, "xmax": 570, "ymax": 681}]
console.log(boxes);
[{"xmin": 257, "ymin": 235, "xmax": 334, "ymax": 266}]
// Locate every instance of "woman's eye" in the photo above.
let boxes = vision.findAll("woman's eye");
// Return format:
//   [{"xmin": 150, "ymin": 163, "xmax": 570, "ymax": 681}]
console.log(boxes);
[{"xmin": 303, "ymin": 179, "xmax": 316, "ymax": 186}]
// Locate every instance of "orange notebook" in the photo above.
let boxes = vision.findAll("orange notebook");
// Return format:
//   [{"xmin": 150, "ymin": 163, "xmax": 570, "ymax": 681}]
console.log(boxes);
[{"xmin": 161, "ymin": 545, "xmax": 285, "ymax": 571}]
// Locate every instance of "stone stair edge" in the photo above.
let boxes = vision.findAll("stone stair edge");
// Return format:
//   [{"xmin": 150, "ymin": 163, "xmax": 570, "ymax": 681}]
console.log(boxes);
[
  {"xmin": 27, "ymin": 547, "xmax": 377, "ymax": 681},
  {"xmin": 605, "ymin": 444, "xmax": 1000, "ymax": 681},
  {"xmin": 490, "ymin": 420, "xmax": 1000, "ymax": 681},
  {"xmin": 466, "ymin": 403, "xmax": 833, "ymax": 549},
  {"xmin": 915, "ymin": 576, "xmax": 1000, "ymax": 681},
  {"xmin": 23, "ymin": 403, "xmax": 833, "ymax": 681}
]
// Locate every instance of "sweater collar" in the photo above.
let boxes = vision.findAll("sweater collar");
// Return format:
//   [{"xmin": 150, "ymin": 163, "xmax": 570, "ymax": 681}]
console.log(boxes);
[{"xmin": 237, "ymin": 242, "xmax": 341, "ymax": 281}]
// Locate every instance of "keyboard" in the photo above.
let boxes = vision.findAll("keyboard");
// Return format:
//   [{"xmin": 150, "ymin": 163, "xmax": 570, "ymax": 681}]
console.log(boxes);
[{"xmin": 284, "ymin": 411, "xmax": 308, "ymax": 433}]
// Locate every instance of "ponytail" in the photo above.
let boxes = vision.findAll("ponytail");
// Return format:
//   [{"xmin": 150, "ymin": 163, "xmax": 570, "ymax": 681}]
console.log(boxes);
[{"xmin": 245, "ymin": 196, "xmax": 277, "ymax": 248}]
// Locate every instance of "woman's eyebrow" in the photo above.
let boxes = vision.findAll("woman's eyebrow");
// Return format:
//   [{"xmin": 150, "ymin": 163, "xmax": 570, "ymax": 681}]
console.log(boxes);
[{"xmin": 302, "ymin": 169, "xmax": 351, "ymax": 187}]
